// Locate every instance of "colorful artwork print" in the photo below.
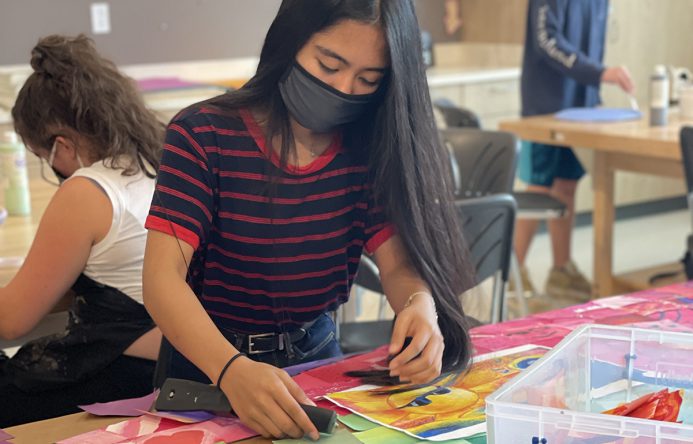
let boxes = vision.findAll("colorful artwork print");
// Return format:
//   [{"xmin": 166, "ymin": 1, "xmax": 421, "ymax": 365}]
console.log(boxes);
[{"xmin": 326, "ymin": 345, "xmax": 549, "ymax": 441}]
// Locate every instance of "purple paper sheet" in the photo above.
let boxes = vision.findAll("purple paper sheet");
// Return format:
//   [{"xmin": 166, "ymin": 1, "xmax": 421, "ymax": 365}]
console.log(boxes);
[
  {"xmin": 284, "ymin": 354, "xmax": 351, "ymax": 376},
  {"xmin": 79, "ymin": 390, "xmax": 158, "ymax": 416},
  {"xmin": 136, "ymin": 77, "xmax": 206, "ymax": 92},
  {"xmin": 0, "ymin": 428, "xmax": 13, "ymax": 441},
  {"xmin": 555, "ymin": 107, "xmax": 642, "ymax": 122},
  {"xmin": 143, "ymin": 409, "xmax": 216, "ymax": 423}
]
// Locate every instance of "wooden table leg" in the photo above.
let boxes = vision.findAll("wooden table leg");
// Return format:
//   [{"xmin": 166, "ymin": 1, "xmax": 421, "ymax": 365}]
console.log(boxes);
[{"xmin": 592, "ymin": 152, "xmax": 616, "ymax": 297}]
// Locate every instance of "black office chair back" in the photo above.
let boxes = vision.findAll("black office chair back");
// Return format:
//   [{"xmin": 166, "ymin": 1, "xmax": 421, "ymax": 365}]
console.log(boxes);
[
  {"xmin": 679, "ymin": 127, "xmax": 693, "ymax": 280},
  {"xmin": 345, "ymin": 194, "xmax": 516, "ymax": 329},
  {"xmin": 353, "ymin": 255, "xmax": 383, "ymax": 294},
  {"xmin": 440, "ymin": 128, "xmax": 519, "ymax": 198},
  {"xmin": 680, "ymin": 127, "xmax": 693, "ymax": 201},
  {"xmin": 433, "ymin": 98, "xmax": 482, "ymax": 129},
  {"xmin": 457, "ymin": 194, "xmax": 515, "ymax": 283}
]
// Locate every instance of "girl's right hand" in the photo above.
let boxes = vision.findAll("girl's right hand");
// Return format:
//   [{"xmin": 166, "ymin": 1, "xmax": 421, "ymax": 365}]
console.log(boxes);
[{"xmin": 220, "ymin": 356, "xmax": 320, "ymax": 440}]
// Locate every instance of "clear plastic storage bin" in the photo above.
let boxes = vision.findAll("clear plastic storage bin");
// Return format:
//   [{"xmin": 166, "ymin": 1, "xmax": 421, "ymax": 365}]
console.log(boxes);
[{"xmin": 486, "ymin": 325, "xmax": 693, "ymax": 443}]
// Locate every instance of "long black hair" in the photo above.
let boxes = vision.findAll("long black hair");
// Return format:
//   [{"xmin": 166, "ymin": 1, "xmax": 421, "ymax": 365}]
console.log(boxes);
[{"xmin": 205, "ymin": 0, "xmax": 475, "ymax": 372}]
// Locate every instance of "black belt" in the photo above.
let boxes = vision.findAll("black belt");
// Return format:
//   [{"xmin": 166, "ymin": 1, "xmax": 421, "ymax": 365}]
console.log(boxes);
[{"xmin": 223, "ymin": 319, "xmax": 318, "ymax": 355}]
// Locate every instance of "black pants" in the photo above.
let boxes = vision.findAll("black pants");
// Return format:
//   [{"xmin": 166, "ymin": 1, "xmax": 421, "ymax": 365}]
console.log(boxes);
[{"xmin": 0, "ymin": 355, "xmax": 155, "ymax": 428}]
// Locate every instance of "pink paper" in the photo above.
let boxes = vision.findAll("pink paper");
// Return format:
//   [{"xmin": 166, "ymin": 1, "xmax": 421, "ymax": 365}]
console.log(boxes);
[
  {"xmin": 0, "ymin": 430, "xmax": 12, "ymax": 441},
  {"xmin": 472, "ymin": 322, "xmax": 577, "ymax": 354},
  {"xmin": 127, "ymin": 429, "xmax": 222, "ymax": 444},
  {"xmin": 629, "ymin": 319, "xmax": 693, "ymax": 332},
  {"xmin": 57, "ymin": 429, "xmax": 126, "ymax": 444},
  {"xmin": 127, "ymin": 417, "xmax": 256, "ymax": 444},
  {"xmin": 198, "ymin": 417, "xmax": 257, "ymax": 442},
  {"xmin": 294, "ymin": 373, "xmax": 336, "ymax": 399},
  {"xmin": 58, "ymin": 414, "xmax": 252, "ymax": 444},
  {"xmin": 302, "ymin": 347, "xmax": 388, "ymax": 383},
  {"xmin": 79, "ymin": 391, "xmax": 158, "ymax": 417},
  {"xmin": 104, "ymin": 415, "xmax": 179, "ymax": 439},
  {"xmin": 315, "ymin": 398, "xmax": 350, "ymax": 416},
  {"xmin": 592, "ymin": 295, "xmax": 647, "ymax": 309},
  {"xmin": 621, "ymin": 299, "xmax": 685, "ymax": 316},
  {"xmin": 136, "ymin": 77, "xmax": 206, "ymax": 92},
  {"xmin": 292, "ymin": 371, "xmax": 352, "ymax": 414},
  {"xmin": 294, "ymin": 371, "xmax": 366, "ymax": 401}
]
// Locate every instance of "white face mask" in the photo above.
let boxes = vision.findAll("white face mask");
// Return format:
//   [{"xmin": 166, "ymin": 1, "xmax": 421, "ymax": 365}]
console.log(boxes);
[{"xmin": 47, "ymin": 139, "xmax": 84, "ymax": 185}]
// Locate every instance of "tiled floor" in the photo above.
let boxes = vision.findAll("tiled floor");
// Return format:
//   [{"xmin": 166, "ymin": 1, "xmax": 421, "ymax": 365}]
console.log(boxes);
[{"xmin": 524, "ymin": 209, "xmax": 690, "ymax": 294}]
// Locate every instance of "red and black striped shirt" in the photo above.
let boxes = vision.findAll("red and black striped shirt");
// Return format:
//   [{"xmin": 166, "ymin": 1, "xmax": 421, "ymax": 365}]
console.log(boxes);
[{"xmin": 146, "ymin": 106, "xmax": 394, "ymax": 333}]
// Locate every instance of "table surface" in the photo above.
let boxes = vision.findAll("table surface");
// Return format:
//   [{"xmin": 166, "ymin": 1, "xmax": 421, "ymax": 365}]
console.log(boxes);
[
  {"xmin": 8, "ymin": 281, "xmax": 693, "ymax": 443},
  {"xmin": 499, "ymin": 111, "xmax": 691, "ymax": 160}
]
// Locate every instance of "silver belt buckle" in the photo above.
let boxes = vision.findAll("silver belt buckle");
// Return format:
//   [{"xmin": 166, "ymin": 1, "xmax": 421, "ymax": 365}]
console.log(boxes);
[{"xmin": 247, "ymin": 332, "xmax": 274, "ymax": 355}]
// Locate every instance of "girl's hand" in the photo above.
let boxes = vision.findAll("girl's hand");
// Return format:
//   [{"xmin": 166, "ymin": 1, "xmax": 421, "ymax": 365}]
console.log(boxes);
[
  {"xmin": 388, "ymin": 293, "xmax": 444, "ymax": 384},
  {"xmin": 220, "ymin": 356, "xmax": 319, "ymax": 440}
]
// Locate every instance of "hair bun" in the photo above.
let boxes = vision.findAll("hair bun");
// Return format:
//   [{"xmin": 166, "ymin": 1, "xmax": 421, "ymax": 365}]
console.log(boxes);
[
  {"xmin": 29, "ymin": 35, "xmax": 92, "ymax": 80},
  {"xmin": 29, "ymin": 46, "xmax": 48, "ymax": 73}
]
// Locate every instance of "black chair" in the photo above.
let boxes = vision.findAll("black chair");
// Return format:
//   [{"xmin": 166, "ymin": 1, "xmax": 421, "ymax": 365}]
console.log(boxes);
[
  {"xmin": 680, "ymin": 127, "xmax": 693, "ymax": 220},
  {"xmin": 339, "ymin": 194, "xmax": 517, "ymax": 353},
  {"xmin": 441, "ymin": 127, "xmax": 518, "ymax": 198},
  {"xmin": 338, "ymin": 255, "xmax": 393, "ymax": 354},
  {"xmin": 435, "ymin": 101, "xmax": 566, "ymax": 221},
  {"xmin": 434, "ymin": 98, "xmax": 482, "ymax": 129},
  {"xmin": 679, "ymin": 127, "xmax": 693, "ymax": 280},
  {"xmin": 456, "ymin": 194, "xmax": 517, "ymax": 323},
  {"xmin": 440, "ymin": 127, "xmax": 528, "ymax": 317}
]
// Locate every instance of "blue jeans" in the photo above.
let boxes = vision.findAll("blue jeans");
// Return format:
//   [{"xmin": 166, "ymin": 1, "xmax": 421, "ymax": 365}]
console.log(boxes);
[{"xmin": 166, "ymin": 313, "xmax": 342, "ymax": 384}]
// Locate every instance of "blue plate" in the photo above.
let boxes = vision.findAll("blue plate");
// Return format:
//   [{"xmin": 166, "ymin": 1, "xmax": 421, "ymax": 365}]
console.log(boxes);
[{"xmin": 555, "ymin": 107, "xmax": 642, "ymax": 122}]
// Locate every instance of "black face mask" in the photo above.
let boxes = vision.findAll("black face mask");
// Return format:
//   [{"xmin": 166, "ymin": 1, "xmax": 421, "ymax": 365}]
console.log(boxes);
[{"xmin": 279, "ymin": 62, "xmax": 380, "ymax": 133}]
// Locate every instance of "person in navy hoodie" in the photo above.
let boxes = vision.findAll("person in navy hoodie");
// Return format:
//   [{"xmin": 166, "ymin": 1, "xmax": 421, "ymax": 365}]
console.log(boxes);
[{"xmin": 514, "ymin": 0, "xmax": 635, "ymax": 302}]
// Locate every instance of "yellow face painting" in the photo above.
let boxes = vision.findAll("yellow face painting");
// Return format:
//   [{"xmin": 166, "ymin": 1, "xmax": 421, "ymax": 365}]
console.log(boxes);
[{"xmin": 327, "ymin": 346, "xmax": 548, "ymax": 440}]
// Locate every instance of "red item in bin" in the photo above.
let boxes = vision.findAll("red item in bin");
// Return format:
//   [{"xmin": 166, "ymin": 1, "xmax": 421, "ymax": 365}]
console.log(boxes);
[{"xmin": 602, "ymin": 388, "xmax": 684, "ymax": 423}]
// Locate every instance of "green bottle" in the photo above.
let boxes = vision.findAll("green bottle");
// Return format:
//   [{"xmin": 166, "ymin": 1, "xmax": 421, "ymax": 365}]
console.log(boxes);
[{"xmin": 0, "ymin": 131, "xmax": 31, "ymax": 216}]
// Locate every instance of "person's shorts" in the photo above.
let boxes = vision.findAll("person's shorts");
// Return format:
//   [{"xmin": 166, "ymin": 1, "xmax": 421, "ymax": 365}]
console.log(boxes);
[{"xmin": 518, "ymin": 141, "xmax": 585, "ymax": 187}]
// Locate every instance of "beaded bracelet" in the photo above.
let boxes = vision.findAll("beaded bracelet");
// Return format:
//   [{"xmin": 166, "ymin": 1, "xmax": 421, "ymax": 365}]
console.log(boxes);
[{"xmin": 216, "ymin": 352, "xmax": 247, "ymax": 388}]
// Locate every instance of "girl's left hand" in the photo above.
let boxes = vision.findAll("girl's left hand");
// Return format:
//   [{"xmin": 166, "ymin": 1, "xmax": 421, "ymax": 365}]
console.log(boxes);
[{"xmin": 387, "ymin": 293, "xmax": 444, "ymax": 384}]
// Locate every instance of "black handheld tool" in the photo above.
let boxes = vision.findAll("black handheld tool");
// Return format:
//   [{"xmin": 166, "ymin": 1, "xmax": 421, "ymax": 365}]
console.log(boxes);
[
  {"xmin": 156, "ymin": 378, "xmax": 231, "ymax": 412},
  {"xmin": 155, "ymin": 378, "xmax": 337, "ymax": 434},
  {"xmin": 300, "ymin": 404, "xmax": 337, "ymax": 435}
]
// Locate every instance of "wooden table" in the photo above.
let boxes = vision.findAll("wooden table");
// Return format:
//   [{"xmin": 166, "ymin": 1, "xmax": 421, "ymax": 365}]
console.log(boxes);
[
  {"xmin": 0, "ymin": 178, "xmax": 56, "ymax": 285},
  {"xmin": 500, "ymin": 112, "xmax": 693, "ymax": 297}
]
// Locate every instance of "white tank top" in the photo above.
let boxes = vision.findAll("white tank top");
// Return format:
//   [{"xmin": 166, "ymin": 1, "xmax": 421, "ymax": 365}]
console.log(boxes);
[{"xmin": 69, "ymin": 159, "xmax": 155, "ymax": 303}]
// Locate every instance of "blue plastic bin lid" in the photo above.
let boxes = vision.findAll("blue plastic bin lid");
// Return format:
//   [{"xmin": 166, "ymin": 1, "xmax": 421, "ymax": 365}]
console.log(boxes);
[{"xmin": 555, "ymin": 107, "xmax": 642, "ymax": 122}]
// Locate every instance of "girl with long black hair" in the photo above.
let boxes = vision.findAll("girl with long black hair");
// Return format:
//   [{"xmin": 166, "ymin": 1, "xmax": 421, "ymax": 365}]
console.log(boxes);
[{"xmin": 143, "ymin": 0, "xmax": 474, "ymax": 439}]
